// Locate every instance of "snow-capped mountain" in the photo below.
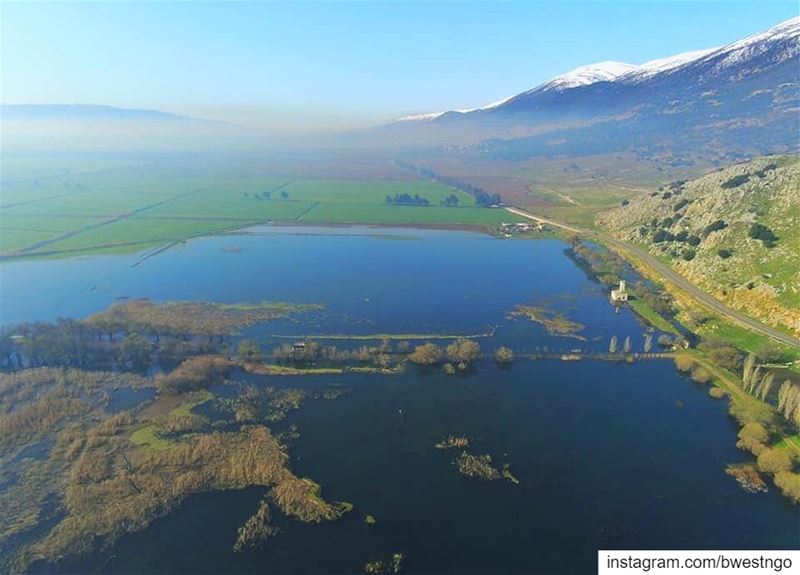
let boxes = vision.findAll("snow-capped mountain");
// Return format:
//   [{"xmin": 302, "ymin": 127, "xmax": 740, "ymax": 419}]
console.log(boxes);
[
  {"xmin": 394, "ymin": 16, "xmax": 798, "ymax": 124},
  {"xmin": 378, "ymin": 17, "xmax": 798, "ymax": 158}
]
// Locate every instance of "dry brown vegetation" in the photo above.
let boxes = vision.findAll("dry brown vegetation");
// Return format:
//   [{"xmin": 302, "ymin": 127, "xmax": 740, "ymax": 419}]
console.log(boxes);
[
  {"xmin": 494, "ymin": 346, "xmax": 515, "ymax": 364},
  {"xmin": 773, "ymin": 470, "xmax": 800, "ymax": 504},
  {"xmin": 446, "ymin": 338, "xmax": 480, "ymax": 370},
  {"xmin": 155, "ymin": 355, "xmax": 231, "ymax": 395},
  {"xmin": 756, "ymin": 447, "xmax": 796, "ymax": 474},
  {"xmin": 88, "ymin": 299, "xmax": 321, "ymax": 340},
  {"xmin": 1, "ymin": 362, "xmax": 349, "ymax": 572},
  {"xmin": 269, "ymin": 475, "xmax": 351, "ymax": 523},
  {"xmin": 408, "ymin": 343, "xmax": 443, "ymax": 366},
  {"xmin": 364, "ymin": 553, "xmax": 405, "ymax": 574},
  {"xmin": 7, "ymin": 423, "xmax": 349, "ymax": 573},
  {"xmin": 454, "ymin": 452, "xmax": 501, "ymax": 481},
  {"xmin": 234, "ymin": 499, "xmax": 278, "ymax": 552},
  {"xmin": 725, "ymin": 464, "xmax": 768, "ymax": 493},
  {"xmin": 736, "ymin": 422, "xmax": 770, "ymax": 456},
  {"xmin": 508, "ymin": 305, "xmax": 585, "ymax": 338},
  {"xmin": 435, "ymin": 436, "xmax": 469, "ymax": 449}
]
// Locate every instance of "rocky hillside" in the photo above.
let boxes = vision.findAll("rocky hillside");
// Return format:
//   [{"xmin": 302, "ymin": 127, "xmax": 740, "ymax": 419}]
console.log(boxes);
[{"xmin": 598, "ymin": 156, "xmax": 800, "ymax": 335}]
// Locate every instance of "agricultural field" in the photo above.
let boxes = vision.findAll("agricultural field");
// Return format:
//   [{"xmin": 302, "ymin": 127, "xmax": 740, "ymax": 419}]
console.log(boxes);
[
  {"xmin": 301, "ymin": 202, "xmax": 514, "ymax": 225},
  {"xmin": 1, "ymin": 165, "xmax": 519, "ymax": 258}
]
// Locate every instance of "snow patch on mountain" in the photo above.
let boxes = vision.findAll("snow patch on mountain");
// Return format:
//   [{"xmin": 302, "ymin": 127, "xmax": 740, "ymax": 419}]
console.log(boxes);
[
  {"xmin": 395, "ymin": 111, "xmax": 445, "ymax": 122},
  {"xmin": 621, "ymin": 48, "xmax": 719, "ymax": 80},
  {"xmin": 708, "ymin": 16, "xmax": 799, "ymax": 71},
  {"xmin": 534, "ymin": 61, "xmax": 637, "ymax": 92},
  {"xmin": 395, "ymin": 94, "xmax": 515, "ymax": 122}
]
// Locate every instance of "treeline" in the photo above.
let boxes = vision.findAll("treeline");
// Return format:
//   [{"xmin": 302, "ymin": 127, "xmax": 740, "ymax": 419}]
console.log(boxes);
[
  {"xmin": 272, "ymin": 340, "xmax": 396, "ymax": 369},
  {"xmin": 266, "ymin": 337, "xmax": 498, "ymax": 373},
  {"xmin": 0, "ymin": 317, "xmax": 225, "ymax": 373},
  {"xmin": 395, "ymin": 161, "xmax": 502, "ymax": 207},
  {"xmin": 385, "ymin": 193, "xmax": 430, "ymax": 206},
  {"xmin": 0, "ymin": 300, "xmax": 318, "ymax": 373},
  {"xmin": 567, "ymin": 239, "xmax": 677, "ymax": 320},
  {"xmin": 407, "ymin": 338, "xmax": 480, "ymax": 372}
]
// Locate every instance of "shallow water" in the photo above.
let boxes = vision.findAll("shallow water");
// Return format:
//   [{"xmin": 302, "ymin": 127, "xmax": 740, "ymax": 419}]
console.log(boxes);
[{"xmin": 4, "ymin": 225, "xmax": 798, "ymax": 574}]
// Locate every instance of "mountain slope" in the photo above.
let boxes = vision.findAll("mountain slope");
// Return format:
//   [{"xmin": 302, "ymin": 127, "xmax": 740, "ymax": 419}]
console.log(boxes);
[{"xmin": 598, "ymin": 156, "xmax": 800, "ymax": 336}]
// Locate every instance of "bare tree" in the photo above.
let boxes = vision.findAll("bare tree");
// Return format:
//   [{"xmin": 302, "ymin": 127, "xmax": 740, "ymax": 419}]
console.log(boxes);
[{"xmin": 643, "ymin": 333, "xmax": 653, "ymax": 353}]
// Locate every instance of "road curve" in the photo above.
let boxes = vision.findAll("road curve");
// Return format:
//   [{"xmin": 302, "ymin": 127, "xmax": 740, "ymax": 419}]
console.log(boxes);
[{"xmin": 505, "ymin": 206, "xmax": 800, "ymax": 350}]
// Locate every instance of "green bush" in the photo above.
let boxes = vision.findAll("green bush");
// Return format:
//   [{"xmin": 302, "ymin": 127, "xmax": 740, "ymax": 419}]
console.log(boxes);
[
  {"xmin": 748, "ymin": 223, "xmax": 778, "ymax": 248},
  {"xmin": 721, "ymin": 174, "xmax": 750, "ymax": 189},
  {"xmin": 704, "ymin": 220, "xmax": 727, "ymax": 235}
]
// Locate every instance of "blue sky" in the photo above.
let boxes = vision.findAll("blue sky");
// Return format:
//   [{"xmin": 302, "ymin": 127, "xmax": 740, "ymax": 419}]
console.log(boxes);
[{"xmin": 2, "ymin": 1, "xmax": 797, "ymax": 130}]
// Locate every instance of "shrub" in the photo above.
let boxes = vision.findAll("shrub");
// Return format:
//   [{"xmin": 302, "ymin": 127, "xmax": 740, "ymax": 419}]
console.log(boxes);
[
  {"xmin": 494, "ymin": 347, "xmax": 515, "ymax": 364},
  {"xmin": 674, "ymin": 355, "xmax": 695, "ymax": 372},
  {"xmin": 621, "ymin": 199, "xmax": 630, "ymax": 206},
  {"xmin": 157, "ymin": 356, "xmax": 230, "ymax": 395},
  {"xmin": 721, "ymin": 174, "xmax": 750, "ymax": 189},
  {"xmin": 687, "ymin": 235, "xmax": 701, "ymax": 246},
  {"xmin": 653, "ymin": 229, "xmax": 673, "ymax": 243},
  {"xmin": 708, "ymin": 387, "xmax": 726, "ymax": 399},
  {"xmin": 717, "ymin": 248, "xmax": 732, "ymax": 259},
  {"xmin": 681, "ymin": 248, "xmax": 696, "ymax": 261},
  {"xmin": 704, "ymin": 220, "xmax": 727, "ymax": 235},
  {"xmin": 748, "ymin": 223, "xmax": 778, "ymax": 248},
  {"xmin": 756, "ymin": 342, "xmax": 794, "ymax": 364},
  {"xmin": 697, "ymin": 338, "xmax": 744, "ymax": 371},
  {"xmin": 673, "ymin": 199, "xmax": 689, "ymax": 212},
  {"xmin": 690, "ymin": 366, "xmax": 712, "ymax": 384},
  {"xmin": 774, "ymin": 471, "xmax": 800, "ymax": 504},
  {"xmin": 446, "ymin": 338, "xmax": 480, "ymax": 369},
  {"xmin": 238, "ymin": 340, "xmax": 262, "ymax": 363},
  {"xmin": 408, "ymin": 343, "xmax": 443, "ymax": 365},
  {"xmin": 736, "ymin": 422, "xmax": 769, "ymax": 455},
  {"xmin": 756, "ymin": 448, "xmax": 795, "ymax": 474}
]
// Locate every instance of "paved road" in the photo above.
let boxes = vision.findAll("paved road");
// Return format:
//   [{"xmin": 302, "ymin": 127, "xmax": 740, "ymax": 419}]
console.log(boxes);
[{"xmin": 505, "ymin": 206, "xmax": 800, "ymax": 350}]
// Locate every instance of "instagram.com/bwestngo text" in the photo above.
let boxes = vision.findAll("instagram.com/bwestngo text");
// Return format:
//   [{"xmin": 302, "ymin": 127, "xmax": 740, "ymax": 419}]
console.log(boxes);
[{"xmin": 599, "ymin": 551, "xmax": 798, "ymax": 574}]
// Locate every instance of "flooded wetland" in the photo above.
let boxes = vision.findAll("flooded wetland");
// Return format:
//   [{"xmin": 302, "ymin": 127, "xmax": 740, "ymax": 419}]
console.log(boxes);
[{"xmin": 1, "ymin": 225, "xmax": 798, "ymax": 574}]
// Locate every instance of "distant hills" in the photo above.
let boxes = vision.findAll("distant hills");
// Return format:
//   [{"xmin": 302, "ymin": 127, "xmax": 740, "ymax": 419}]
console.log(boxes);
[
  {"xmin": 0, "ymin": 104, "xmax": 200, "ymax": 122},
  {"xmin": 376, "ymin": 17, "xmax": 799, "ymax": 158},
  {"xmin": 0, "ymin": 104, "xmax": 261, "ymax": 152}
]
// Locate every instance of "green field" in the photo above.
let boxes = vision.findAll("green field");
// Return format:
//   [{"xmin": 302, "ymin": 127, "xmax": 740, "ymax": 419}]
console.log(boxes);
[
  {"xmin": 1, "ymin": 166, "xmax": 521, "ymax": 258},
  {"xmin": 301, "ymin": 203, "xmax": 513, "ymax": 225}
]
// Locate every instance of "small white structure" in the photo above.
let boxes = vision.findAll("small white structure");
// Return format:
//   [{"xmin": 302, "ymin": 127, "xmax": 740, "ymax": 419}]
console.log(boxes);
[{"xmin": 611, "ymin": 280, "xmax": 628, "ymax": 303}]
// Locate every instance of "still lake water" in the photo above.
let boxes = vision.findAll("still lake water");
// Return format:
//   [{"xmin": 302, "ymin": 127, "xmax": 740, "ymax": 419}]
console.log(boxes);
[{"xmin": 2, "ymin": 225, "xmax": 798, "ymax": 574}]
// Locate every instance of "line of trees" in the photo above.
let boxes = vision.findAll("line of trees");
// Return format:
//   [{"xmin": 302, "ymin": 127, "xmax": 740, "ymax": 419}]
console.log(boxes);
[
  {"xmin": 395, "ymin": 161, "xmax": 502, "ymax": 207},
  {"xmin": 407, "ymin": 338, "xmax": 481, "ymax": 372},
  {"xmin": 385, "ymin": 193, "xmax": 430, "ymax": 206}
]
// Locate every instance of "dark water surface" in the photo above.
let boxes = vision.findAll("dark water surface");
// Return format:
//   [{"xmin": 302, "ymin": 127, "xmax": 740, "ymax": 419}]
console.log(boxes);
[{"xmin": 3, "ymin": 225, "xmax": 798, "ymax": 574}]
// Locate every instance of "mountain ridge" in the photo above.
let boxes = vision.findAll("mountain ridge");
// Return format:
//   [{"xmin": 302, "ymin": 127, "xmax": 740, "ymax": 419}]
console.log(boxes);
[{"xmin": 395, "ymin": 16, "xmax": 798, "ymax": 124}]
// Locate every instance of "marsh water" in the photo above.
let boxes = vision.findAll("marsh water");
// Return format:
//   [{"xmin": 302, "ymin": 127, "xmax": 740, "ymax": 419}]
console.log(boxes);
[{"xmin": 2, "ymin": 225, "xmax": 798, "ymax": 574}]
